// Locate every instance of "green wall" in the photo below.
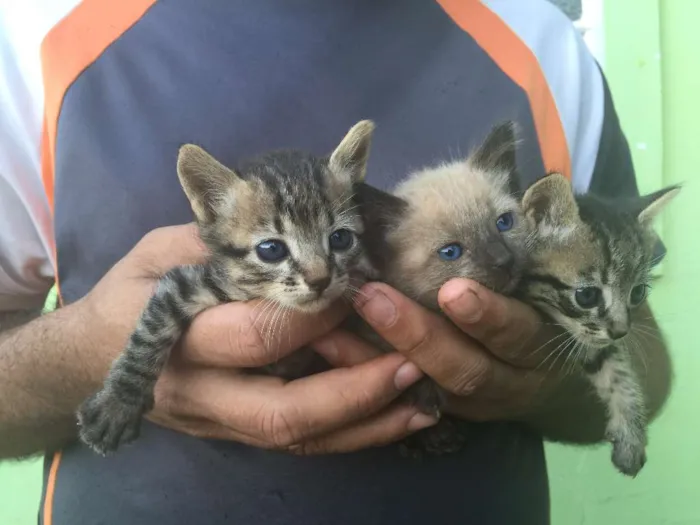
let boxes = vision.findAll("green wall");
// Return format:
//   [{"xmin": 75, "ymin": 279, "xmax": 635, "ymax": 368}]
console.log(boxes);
[
  {"xmin": 1, "ymin": 2, "xmax": 698, "ymax": 523},
  {"xmin": 548, "ymin": 0, "xmax": 700, "ymax": 523}
]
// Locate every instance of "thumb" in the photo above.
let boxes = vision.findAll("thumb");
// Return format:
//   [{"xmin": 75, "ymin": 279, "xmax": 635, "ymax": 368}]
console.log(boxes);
[{"xmin": 130, "ymin": 223, "xmax": 210, "ymax": 275}]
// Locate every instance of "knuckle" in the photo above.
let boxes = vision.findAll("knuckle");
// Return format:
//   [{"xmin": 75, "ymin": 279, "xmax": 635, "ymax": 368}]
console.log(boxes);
[
  {"xmin": 400, "ymin": 324, "xmax": 434, "ymax": 361},
  {"xmin": 451, "ymin": 356, "xmax": 493, "ymax": 396},
  {"xmin": 259, "ymin": 403, "xmax": 304, "ymax": 449},
  {"xmin": 341, "ymin": 383, "xmax": 376, "ymax": 415}
]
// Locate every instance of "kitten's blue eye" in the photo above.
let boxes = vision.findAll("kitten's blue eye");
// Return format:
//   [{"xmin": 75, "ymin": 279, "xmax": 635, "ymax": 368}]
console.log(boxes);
[
  {"xmin": 574, "ymin": 287, "xmax": 601, "ymax": 309},
  {"xmin": 255, "ymin": 240, "xmax": 289, "ymax": 262},
  {"xmin": 496, "ymin": 212, "xmax": 514, "ymax": 232},
  {"xmin": 630, "ymin": 284, "xmax": 648, "ymax": 306},
  {"xmin": 329, "ymin": 229, "xmax": 354, "ymax": 251},
  {"xmin": 438, "ymin": 243, "xmax": 463, "ymax": 261}
]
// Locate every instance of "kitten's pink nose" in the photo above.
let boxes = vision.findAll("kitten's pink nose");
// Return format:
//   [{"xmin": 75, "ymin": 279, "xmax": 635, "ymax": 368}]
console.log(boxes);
[{"xmin": 305, "ymin": 275, "xmax": 331, "ymax": 294}]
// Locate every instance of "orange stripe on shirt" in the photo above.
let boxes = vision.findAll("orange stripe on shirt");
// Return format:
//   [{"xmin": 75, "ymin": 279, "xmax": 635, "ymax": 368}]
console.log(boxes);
[
  {"xmin": 39, "ymin": 2, "xmax": 156, "ymax": 521},
  {"xmin": 436, "ymin": 0, "xmax": 572, "ymax": 179},
  {"xmin": 40, "ymin": 0, "xmax": 157, "ymax": 214},
  {"xmin": 42, "ymin": 451, "xmax": 62, "ymax": 525}
]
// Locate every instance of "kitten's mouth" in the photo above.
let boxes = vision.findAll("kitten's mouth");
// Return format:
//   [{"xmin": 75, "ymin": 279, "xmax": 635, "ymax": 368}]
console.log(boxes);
[
  {"xmin": 296, "ymin": 296, "xmax": 331, "ymax": 312},
  {"xmin": 295, "ymin": 291, "xmax": 340, "ymax": 312},
  {"xmin": 588, "ymin": 337, "xmax": 615, "ymax": 349}
]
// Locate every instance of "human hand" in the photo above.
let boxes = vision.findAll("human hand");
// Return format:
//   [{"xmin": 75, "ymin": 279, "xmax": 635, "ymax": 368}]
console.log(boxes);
[
  {"xmin": 317, "ymin": 279, "xmax": 568, "ymax": 423},
  {"xmin": 78, "ymin": 224, "xmax": 437, "ymax": 455}
]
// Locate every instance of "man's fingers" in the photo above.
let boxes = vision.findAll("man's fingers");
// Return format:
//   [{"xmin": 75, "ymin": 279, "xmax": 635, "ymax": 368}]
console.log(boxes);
[
  {"xmin": 438, "ymin": 279, "xmax": 544, "ymax": 367},
  {"xmin": 181, "ymin": 299, "xmax": 350, "ymax": 367},
  {"xmin": 131, "ymin": 223, "xmax": 210, "ymax": 274},
  {"xmin": 312, "ymin": 329, "xmax": 383, "ymax": 367},
  {"xmin": 152, "ymin": 399, "xmax": 436, "ymax": 455},
  {"xmin": 174, "ymin": 352, "xmax": 424, "ymax": 447},
  {"xmin": 354, "ymin": 283, "xmax": 500, "ymax": 396},
  {"xmin": 292, "ymin": 405, "xmax": 437, "ymax": 455}
]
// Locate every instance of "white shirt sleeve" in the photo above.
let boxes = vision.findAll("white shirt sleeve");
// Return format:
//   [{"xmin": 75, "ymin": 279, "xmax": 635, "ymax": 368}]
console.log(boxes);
[
  {"xmin": 0, "ymin": 2, "xmax": 80, "ymax": 311},
  {"xmin": 484, "ymin": 0, "xmax": 605, "ymax": 194}
]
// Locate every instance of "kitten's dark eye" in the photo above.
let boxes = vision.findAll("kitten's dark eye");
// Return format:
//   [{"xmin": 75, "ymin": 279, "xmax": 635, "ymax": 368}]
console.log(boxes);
[
  {"xmin": 574, "ymin": 287, "xmax": 602, "ymax": 309},
  {"xmin": 329, "ymin": 229, "xmax": 354, "ymax": 251},
  {"xmin": 630, "ymin": 284, "xmax": 649, "ymax": 306},
  {"xmin": 496, "ymin": 212, "xmax": 514, "ymax": 232},
  {"xmin": 255, "ymin": 240, "xmax": 289, "ymax": 262},
  {"xmin": 438, "ymin": 243, "xmax": 463, "ymax": 261}
]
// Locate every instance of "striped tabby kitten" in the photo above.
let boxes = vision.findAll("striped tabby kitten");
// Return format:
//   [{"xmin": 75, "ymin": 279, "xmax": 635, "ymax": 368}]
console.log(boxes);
[
  {"xmin": 78, "ymin": 120, "xmax": 378, "ymax": 455},
  {"xmin": 355, "ymin": 122, "xmax": 533, "ymax": 454},
  {"xmin": 518, "ymin": 173, "xmax": 679, "ymax": 476}
]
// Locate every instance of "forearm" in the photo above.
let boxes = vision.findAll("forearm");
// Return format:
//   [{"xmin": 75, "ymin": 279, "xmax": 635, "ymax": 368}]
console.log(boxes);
[
  {"xmin": 0, "ymin": 307, "xmax": 43, "ymax": 333},
  {"xmin": 526, "ymin": 302, "xmax": 671, "ymax": 443},
  {"xmin": 0, "ymin": 302, "xmax": 107, "ymax": 458}
]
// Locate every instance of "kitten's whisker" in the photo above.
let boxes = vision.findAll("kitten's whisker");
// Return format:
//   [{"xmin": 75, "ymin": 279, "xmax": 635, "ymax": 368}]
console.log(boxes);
[
  {"xmin": 567, "ymin": 341, "xmax": 585, "ymax": 377},
  {"xmin": 251, "ymin": 297, "xmax": 275, "ymax": 323},
  {"xmin": 258, "ymin": 296, "xmax": 284, "ymax": 353},
  {"xmin": 558, "ymin": 338, "xmax": 579, "ymax": 378},
  {"xmin": 544, "ymin": 337, "xmax": 576, "ymax": 378},
  {"xmin": 269, "ymin": 302, "xmax": 287, "ymax": 359},
  {"xmin": 256, "ymin": 301, "xmax": 280, "ymax": 346},
  {"xmin": 532, "ymin": 334, "xmax": 574, "ymax": 375},
  {"xmin": 524, "ymin": 331, "xmax": 570, "ymax": 359},
  {"xmin": 628, "ymin": 334, "xmax": 649, "ymax": 376},
  {"xmin": 630, "ymin": 325, "xmax": 664, "ymax": 344}
]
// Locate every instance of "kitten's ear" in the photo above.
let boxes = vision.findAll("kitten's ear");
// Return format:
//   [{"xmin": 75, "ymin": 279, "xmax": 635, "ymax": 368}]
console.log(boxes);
[
  {"xmin": 353, "ymin": 182, "xmax": 408, "ymax": 273},
  {"xmin": 635, "ymin": 185, "xmax": 681, "ymax": 226},
  {"xmin": 354, "ymin": 182, "xmax": 408, "ymax": 226},
  {"xmin": 177, "ymin": 144, "xmax": 245, "ymax": 223},
  {"xmin": 470, "ymin": 120, "xmax": 521, "ymax": 195},
  {"xmin": 522, "ymin": 172, "xmax": 578, "ymax": 226},
  {"xmin": 329, "ymin": 120, "xmax": 376, "ymax": 184}
]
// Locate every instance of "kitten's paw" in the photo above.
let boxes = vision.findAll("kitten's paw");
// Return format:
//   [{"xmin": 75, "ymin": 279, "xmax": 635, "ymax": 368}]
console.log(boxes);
[
  {"xmin": 398, "ymin": 419, "xmax": 466, "ymax": 459},
  {"xmin": 401, "ymin": 377, "xmax": 446, "ymax": 417},
  {"xmin": 77, "ymin": 390, "xmax": 148, "ymax": 456},
  {"xmin": 418, "ymin": 418, "xmax": 466, "ymax": 456},
  {"xmin": 607, "ymin": 422, "xmax": 647, "ymax": 477},
  {"xmin": 611, "ymin": 439, "xmax": 647, "ymax": 477}
]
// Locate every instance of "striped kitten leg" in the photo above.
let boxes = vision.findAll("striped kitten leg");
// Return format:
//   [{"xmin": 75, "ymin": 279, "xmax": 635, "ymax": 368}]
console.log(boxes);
[
  {"xmin": 77, "ymin": 264, "xmax": 229, "ymax": 455},
  {"xmin": 583, "ymin": 345, "xmax": 647, "ymax": 477}
]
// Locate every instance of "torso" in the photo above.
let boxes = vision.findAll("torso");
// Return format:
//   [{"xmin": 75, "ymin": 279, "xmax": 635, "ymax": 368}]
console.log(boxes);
[{"xmin": 39, "ymin": 1, "xmax": 580, "ymax": 523}]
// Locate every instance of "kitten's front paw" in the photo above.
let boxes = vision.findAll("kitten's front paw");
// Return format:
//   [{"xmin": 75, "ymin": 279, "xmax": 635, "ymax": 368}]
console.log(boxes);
[
  {"xmin": 77, "ymin": 389, "xmax": 149, "ymax": 456},
  {"xmin": 611, "ymin": 438, "xmax": 647, "ymax": 477},
  {"xmin": 401, "ymin": 377, "xmax": 446, "ymax": 417},
  {"xmin": 398, "ymin": 418, "xmax": 466, "ymax": 460},
  {"xmin": 607, "ymin": 422, "xmax": 647, "ymax": 477},
  {"xmin": 418, "ymin": 418, "xmax": 466, "ymax": 456}
]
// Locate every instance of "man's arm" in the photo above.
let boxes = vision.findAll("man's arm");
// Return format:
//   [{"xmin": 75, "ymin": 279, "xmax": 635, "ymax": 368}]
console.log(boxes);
[
  {"xmin": 0, "ymin": 303, "xmax": 101, "ymax": 458},
  {"xmin": 0, "ymin": 224, "xmax": 438, "ymax": 460},
  {"xmin": 0, "ymin": 308, "xmax": 43, "ymax": 333}
]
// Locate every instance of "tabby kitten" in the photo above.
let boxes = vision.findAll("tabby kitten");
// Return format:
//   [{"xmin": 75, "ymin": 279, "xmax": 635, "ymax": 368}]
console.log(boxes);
[
  {"xmin": 78, "ymin": 120, "xmax": 378, "ymax": 455},
  {"xmin": 518, "ymin": 172, "xmax": 679, "ymax": 476},
  {"xmin": 354, "ymin": 122, "xmax": 533, "ymax": 454}
]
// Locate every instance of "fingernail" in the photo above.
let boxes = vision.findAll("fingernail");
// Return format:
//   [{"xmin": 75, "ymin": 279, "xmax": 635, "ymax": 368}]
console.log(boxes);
[
  {"xmin": 394, "ymin": 361, "xmax": 423, "ymax": 390},
  {"xmin": 407, "ymin": 412, "xmax": 439, "ymax": 431},
  {"xmin": 446, "ymin": 290, "xmax": 483, "ymax": 323},
  {"xmin": 357, "ymin": 286, "xmax": 397, "ymax": 328}
]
